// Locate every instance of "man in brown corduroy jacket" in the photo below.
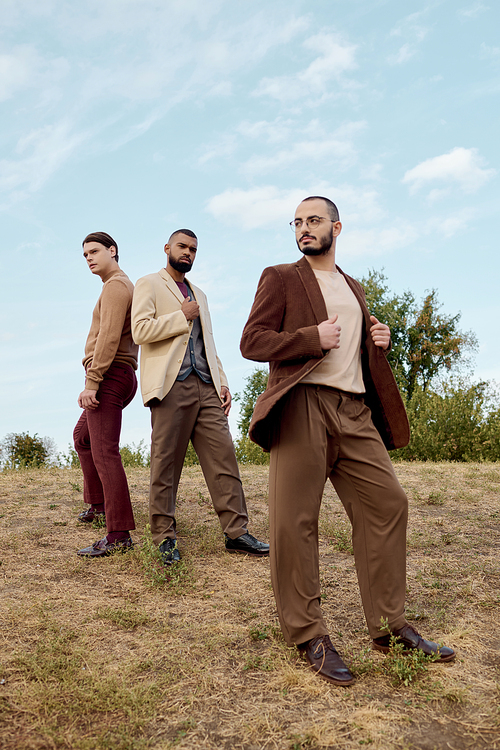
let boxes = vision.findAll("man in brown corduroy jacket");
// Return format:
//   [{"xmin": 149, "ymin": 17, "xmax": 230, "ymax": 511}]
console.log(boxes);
[{"xmin": 240, "ymin": 196, "xmax": 455, "ymax": 686}]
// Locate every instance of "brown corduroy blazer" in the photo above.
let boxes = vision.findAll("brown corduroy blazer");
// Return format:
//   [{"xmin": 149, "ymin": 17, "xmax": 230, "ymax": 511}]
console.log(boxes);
[{"xmin": 240, "ymin": 256, "xmax": 410, "ymax": 452}]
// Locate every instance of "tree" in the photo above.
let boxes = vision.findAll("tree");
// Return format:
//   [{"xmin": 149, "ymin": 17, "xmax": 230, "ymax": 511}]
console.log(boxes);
[
  {"xmin": 361, "ymin": 270, "xmax": 477, "ymax": 400},
  {"xmin": 0, "ymin": 432, "xmax": 57, "ymax": 469},
  {"xmin": 234, "ymin": 368, "xmax": 269, "ymax": 437},
  {"xmin": 392, "ymin": 379, "xmax": 500, "ymax": 462}
]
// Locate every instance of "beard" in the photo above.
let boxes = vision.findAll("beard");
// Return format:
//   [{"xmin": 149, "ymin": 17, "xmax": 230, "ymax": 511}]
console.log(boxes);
[
  {"xmin": 296, "ymin": 227, "xmax": 333, "ymax": 256},
  {"xmin": 169, "ymin": 257, "xmax": 192, "ymax": 273}
]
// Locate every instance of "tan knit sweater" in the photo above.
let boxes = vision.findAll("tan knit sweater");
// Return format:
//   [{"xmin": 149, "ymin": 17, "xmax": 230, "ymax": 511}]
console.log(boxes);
[{"xmin": 83, "ymin": 267, "xmax": 138, "ymax": 391}]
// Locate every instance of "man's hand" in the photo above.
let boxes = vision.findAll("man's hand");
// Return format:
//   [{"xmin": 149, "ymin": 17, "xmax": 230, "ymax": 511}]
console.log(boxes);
[
  {"xmin": 318, "ymin": 314, "xmax": 341, "ymax": 350},
  {"xmin": 220, "ymin": 386, "xmax": 231, "ymax": 416},
  {"xmin": 78, "ymin": 389, "xmax": 100, "ymax": 410},
  {"xmin": 370, "ymin": 315, "xmax": 390, "ymax": 350},
  {"xmin": 181, "ymin": 296, "xmax": 200, "ymax": 321}
]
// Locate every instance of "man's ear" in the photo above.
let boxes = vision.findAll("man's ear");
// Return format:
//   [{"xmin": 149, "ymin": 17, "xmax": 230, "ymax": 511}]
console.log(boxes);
[
  {"xmin": 110, "ymin": 245, "xmax": 117, "ymax": 258},
  {"xmin": 164, "ymin": 243, "xmax": 170, "ymax": 257}
]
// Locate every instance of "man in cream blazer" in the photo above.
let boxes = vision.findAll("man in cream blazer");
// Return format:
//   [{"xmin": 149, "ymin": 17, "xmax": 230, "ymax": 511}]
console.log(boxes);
[{"xmin": 132, "ymin": 229, "xmax": 269, "ymax": 565}]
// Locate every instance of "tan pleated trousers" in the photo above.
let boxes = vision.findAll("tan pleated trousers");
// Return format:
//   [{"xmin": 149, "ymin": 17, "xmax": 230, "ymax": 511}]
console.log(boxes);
[{"xmin": 269, "ymin": 384, "xmax": 408, "ymax": 645}]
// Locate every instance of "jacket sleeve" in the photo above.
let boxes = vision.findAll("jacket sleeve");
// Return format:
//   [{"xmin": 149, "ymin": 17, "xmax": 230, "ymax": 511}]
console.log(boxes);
[
  {"xmin": 240, "ymin": 266, "xmax": 324, "ymax": 362},
  {"xmin": 131, "ymin": 275, "xmax": 190, "ymax": 345}
]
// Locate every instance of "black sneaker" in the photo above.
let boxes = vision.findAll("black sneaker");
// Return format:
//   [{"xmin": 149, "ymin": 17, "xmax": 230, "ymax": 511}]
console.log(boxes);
[{"xmin": 159, "ymin": 538, "xmax": 181, "ymax": 566}]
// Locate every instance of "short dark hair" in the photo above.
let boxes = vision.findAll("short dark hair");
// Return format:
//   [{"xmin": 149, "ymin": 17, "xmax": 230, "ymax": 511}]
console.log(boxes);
[
  {"xmin": 301, "ymin": 196, "xmax": 340, "ymax": 222},
  {"xmin": 168, "ymin": 228, "xmax": 198, "ymax": 244},
  {"xmin": 82, "ymin": 232, "xmax": 119, "ymax": 262}
]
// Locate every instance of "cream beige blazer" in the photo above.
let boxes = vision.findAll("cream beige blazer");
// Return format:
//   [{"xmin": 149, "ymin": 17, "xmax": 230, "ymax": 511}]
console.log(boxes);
[{"xmin": 131, "ymin": 268, "xmax": 228, "ymax": 405}]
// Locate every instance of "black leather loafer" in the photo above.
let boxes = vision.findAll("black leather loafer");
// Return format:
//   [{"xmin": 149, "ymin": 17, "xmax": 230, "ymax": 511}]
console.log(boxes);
[
  {"xmin": 372, "ymin": 623, "xmax": 455, "ymax": 662},
  {"xmin": 77, "ymin": 507, "xmax": 105, "ymax": 523},
  {"xmin": 302, "ymin": 635, "xmax": 355, "ymax": 686},
  {"xmin": 224, "ymin": 532, "xmax": 269, "ymax": 557},
  {"xmin": 159, "ymin": 538, "xmax": 181, "ymax": 565},
  {"xmin": 77, "ymin": 536, "xmax": 133, "ymax": 557}
]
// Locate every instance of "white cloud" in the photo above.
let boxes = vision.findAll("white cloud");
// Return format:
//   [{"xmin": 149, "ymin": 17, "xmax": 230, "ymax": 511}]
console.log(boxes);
[
  {"xmin": 253, "ymin": 32, "xmax": 358, "ymax": 102},
  {"xmin": 389, "ymin": 11, "xmax": 428, "ymax": 41},
  {"xmin": 387, "ymin": 11, "xmax": 428, "ymax": 65},
  {"xmin": 426, "ymin": 213, "xmax": 473, "ymax": 238},
  {"xmin": 205, "ymin": 186, "xmax": 307, "ymax": 230},
  {"xmin": 387, "ymin": 43, "xmax": 416, "ymax": 65},
  {"xmin": 0, "ymin": 45, "xmax": 68, "ymax": 102},
  {"xmin": 0, "ymin": 120, "xmax": 87, "ymax": 199},
  {"xmin": 479, "ymin": 42, "xmax": 500, "ymax": 61},
  {"xmin": 240, "ymin": 121, "xmax": 366, "ymax": 177},
  {"xmin": 340, "ymin": 222, "xmax": 419, "ymax": 258},
  {"xmin": 198, "ymin": 134, "xmax": 238, "ymax": 166},
  {"xmin": 457, "ymin": 2, "xmax": 489, "ymax": 20},
  {"xmin": 205, "ymin": 183, "xmax": 384, "ymax": 231},
  {"xmin": 402, "ymin": 147, "xmax": 496, "ymax": 194},
  {"xmin": 236, "ymin": 118, "xmax": 294, "ymax": 144}
]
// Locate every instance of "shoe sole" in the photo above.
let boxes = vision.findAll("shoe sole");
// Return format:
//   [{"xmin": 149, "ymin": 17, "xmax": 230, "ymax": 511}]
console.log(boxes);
[
  {"xmin": 305, "ymin": 659, "xmax": 355, "ymax": 686},
  {"xmin": 77, "ymin": 516, "xmax": 106, "ymax": 523},
  {"xmin": 77, "ymin": 544, "xmax": 133, "ymax": 558},
  {"xmin": 225, "ymin": 548, "xmax": 269, "ymax": 557},
  {"xmin": 372, "ymin": 642, "xmax": 455, "ymax": 662}
]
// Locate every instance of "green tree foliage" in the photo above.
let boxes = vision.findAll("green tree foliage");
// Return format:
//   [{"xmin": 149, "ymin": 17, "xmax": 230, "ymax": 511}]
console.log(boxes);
[
  {"xmin": 234, "ymin": 368, "xmax": 269, "ymax": 436},
  {"xmin": 120, "ymin": 440, "xmax": 151, "ymax": 467},
  {"xmin": 234, "ymin": 435, "xmax": 270, "ymax": 465},
  {"xmin": 361, "ymin": 270, "xmax": 477, "ymax": 400},
  {"xmin": 393, "ymin": 380, "xmax": 500, "ymax": 462},
  {"xmin": 0, "ymin": 432, "xmax": 56, "ymax": 469},
  {"xmin": 234, "ymin": 368, "xmax": 270, "ymax": 465}
]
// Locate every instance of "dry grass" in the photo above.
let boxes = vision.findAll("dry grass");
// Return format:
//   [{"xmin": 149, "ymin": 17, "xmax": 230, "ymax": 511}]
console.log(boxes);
[{"xmin": 1, "ymin": 462, "xmax": 500, "ymax": 750}]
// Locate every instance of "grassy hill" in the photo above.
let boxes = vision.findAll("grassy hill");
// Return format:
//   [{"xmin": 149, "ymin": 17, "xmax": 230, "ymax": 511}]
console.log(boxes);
[{"xmin": 1, "ymin": 463, "xmax": 499, "ymax": 749}]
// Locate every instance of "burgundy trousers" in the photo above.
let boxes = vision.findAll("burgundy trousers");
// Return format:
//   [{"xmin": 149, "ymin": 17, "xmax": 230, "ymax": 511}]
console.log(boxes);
[{"xmin": 73, "ymin": 362, "xmax": 137, "ymax": 533}]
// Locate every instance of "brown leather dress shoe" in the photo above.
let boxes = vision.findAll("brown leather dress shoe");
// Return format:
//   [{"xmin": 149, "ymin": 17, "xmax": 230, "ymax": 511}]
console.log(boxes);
[
  {"xmin": 302, "ymin": 635, "xmax": 355, "ymax": 686},
  {"xmin": 77, "ymin": 507, "xmax": 105, "ymax": 523},
  {"xmin": 77, "ymin": 536, "xmax": 133, "ymax": 557},
  {"xmin": 372, "ymin": 623, "xmax": 455, "ymax": 662}
]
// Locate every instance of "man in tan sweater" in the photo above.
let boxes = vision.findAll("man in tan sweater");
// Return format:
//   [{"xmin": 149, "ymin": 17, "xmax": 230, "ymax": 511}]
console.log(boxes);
[
  {"xmin": 131, "ymin": 229, "xmax": 269, "ymax": 565},
  {"xmin": 241, "ymin": 197, "xmax": 455, "ymax": 686},
  {"xmin": 74, "ymin": 232, "xmax": 139, "ymax": 557}
]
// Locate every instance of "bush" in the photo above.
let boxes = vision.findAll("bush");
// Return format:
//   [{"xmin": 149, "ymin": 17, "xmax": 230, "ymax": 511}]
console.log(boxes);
[
  {"xmin": 234, "ymin": 436, "xmax": 270, "ymax": 465},
  {"xmin": 393, "ymin": 379, "xmax": 500, "ymax": 462},
  {"xmin": 120, "ymin": 440, "xmax": 150, "ymax": 467},
  {"xmin": 0, "ymin": 432, "xmax": 57, "ymax": 469}
]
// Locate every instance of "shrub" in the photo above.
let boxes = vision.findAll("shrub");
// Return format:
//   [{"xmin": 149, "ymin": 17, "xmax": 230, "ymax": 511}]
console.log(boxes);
[
  {"xmin": 0, "ymin": 432, "xmax": 57, "ymax": 469},
  {"xmin": 234, "ymin": 436, "xmax": 270, "ymax": 465},
  {"xmin": 120, "ymin": 440, "xmax": 150, "ymax": 467},
  {"xmin": 393, "ymin": 379, "xmax": 500, "ymax": 462}
]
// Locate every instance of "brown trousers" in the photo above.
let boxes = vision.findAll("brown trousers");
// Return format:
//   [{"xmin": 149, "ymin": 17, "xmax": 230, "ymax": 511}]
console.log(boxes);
[
  {"xmin": 269, "ymin": 384, "xmax": 408, "ymax": 645},
  {"xmin": 149, "ymin": 373, "xmax": 248, "ymax": 546}
]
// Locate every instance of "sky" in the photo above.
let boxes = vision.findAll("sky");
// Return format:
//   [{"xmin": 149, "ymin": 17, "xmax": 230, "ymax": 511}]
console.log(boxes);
[{"xmin": 1, "ymin": 0, "xmax": 499, "ymax": 456}]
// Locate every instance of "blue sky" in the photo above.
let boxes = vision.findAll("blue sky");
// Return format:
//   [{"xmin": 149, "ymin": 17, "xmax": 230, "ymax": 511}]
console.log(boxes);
[{"xmin": 1, "ymin": 0, "xmax": 498, "ymax": 454}]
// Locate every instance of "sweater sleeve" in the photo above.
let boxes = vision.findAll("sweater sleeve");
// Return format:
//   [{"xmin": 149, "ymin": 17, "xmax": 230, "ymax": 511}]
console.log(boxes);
[
  {"xmin": 240, "ymin": 266, "xmax": 324, "ymax": 363},
  {"xmin": 85, "ymin": 278, "xmax": 131, "ymax": 390}
]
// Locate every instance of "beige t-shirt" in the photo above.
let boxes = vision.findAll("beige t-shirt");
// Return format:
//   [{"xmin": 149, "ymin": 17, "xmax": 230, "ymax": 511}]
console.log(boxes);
[{"xmin": 301, "ymin": 269, "xmax": 365, "ymax": 393}]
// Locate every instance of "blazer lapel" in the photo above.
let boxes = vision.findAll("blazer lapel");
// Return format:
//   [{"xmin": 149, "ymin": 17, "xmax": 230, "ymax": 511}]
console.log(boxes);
[
  {"xmin": 295, "ymin": 256, "xmax": 328, "ymax": 324},
  {"xmin": 158, "ymin": 268, "xmax": 185, "ymax": 304}
]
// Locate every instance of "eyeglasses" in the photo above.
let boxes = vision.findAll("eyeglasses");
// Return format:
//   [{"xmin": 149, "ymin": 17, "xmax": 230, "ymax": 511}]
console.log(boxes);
[{"xmin": 289, "ymin": 216, "xmax": 333, "ymax": 232}]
